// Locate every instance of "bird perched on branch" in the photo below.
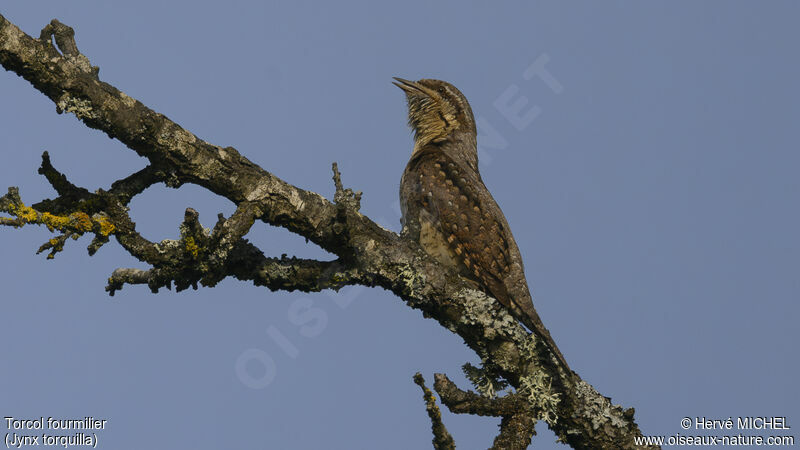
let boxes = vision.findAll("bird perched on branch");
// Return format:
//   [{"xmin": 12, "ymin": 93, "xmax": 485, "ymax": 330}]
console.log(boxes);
[{"xmin": 395, "ymin": 77, "xmax": 569, "ymax": 370}]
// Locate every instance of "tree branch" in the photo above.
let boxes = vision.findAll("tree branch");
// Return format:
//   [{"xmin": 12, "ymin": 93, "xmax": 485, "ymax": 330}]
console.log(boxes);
[
  {"xmin": 414, "ymin": 373, "xmax": 456, "ymax": 450},
  {"xmin": 433, "ymin": 373, "xmax": 536, "ymax": 450},
  {"xmin": 0, "ymin": 14, "xmax": 657, "ymax": 449}
]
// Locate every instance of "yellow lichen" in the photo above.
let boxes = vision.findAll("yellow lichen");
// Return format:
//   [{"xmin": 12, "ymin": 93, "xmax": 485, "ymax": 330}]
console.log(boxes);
[
  {"xmin": 41, "ymin": 212, "xmax": 70, "ymax": 229},
  {"xmin": 5, "ymin": 196, "xmax": 118, "ymax": 247},
  {"xmin": 69, "ymin": 212, "xmax": 93, "ymax": 232},
  {"xmin": 95, "ymin": 216, "xmax": 116, "ymax": 236},
  {"xmin": 16, "ymin": 205, "xmax": 39, "ymax": 223},
  {"xmin": 184, "ymin": 236, "xmax": 200, "ymax": 258}
]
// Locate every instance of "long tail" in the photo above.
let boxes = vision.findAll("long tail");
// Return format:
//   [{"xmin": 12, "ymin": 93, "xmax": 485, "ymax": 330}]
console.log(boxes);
[
  {"xmin": 517, "ymin": 304, "xmax": 571, "ymax": 372},
  {"xmin": 487, "ymin": 278, "xmax": 571, "ymax": 372}
]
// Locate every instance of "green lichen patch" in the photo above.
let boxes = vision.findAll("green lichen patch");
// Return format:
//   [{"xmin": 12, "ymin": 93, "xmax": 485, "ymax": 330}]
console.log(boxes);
[
  {"xmin": 463, "ymin": 362, "xmax": 509, "ymax": 398},
  {"xmin": 55, "ymin": 93, "xmax": 98, "ymax": 120},
  {"xmin": 518, "ymin": 334, "xmax": 561, "ymax": 425}
]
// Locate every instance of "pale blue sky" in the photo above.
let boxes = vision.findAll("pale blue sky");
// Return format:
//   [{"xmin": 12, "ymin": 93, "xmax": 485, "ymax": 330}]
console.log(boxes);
[{"xmin": 1, "ymin": 2, "xmax": 798, "ymax": 449}]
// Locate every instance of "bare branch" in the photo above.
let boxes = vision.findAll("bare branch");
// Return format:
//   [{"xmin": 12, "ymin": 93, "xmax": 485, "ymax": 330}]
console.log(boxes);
[
  {"xmin": 37, "ymin": 151, "xmax": 90, "ymax": 200},
  {"xmin": 108, "ymin": 165, "xmax": 166, "ymax": 205}
]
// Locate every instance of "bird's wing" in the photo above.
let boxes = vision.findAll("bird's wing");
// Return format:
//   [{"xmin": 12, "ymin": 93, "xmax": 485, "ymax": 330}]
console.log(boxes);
[
  {"xmin": 406, "ymin": 147, "xmax": 571, "ymax": 370},
  {"xmin": 407, "ymin": 148, "xmax": 514, "ymax": 306}
]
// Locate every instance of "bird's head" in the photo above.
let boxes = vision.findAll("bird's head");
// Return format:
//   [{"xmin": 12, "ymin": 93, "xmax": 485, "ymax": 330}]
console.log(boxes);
[{"xmin": 393, "ymin": 77, "xmax": 476, "ymax": 150}]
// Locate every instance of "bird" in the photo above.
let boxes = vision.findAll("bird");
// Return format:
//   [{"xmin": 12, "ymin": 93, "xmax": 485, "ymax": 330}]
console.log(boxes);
[{"xmin": 394, "ymin": 77, "xmax": 569, "ymax": 370}]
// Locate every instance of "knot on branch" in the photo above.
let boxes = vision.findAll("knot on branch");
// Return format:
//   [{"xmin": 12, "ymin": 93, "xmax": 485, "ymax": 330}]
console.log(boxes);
[{"xmin": 39, "ymin": 19, "xmax": 98, "ymax": 77}]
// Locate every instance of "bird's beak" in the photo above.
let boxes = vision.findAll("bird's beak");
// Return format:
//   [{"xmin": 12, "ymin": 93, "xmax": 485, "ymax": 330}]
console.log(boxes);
[{"xmin": 392, "ymin": 77, "xmax": 425, "ymax": 95}]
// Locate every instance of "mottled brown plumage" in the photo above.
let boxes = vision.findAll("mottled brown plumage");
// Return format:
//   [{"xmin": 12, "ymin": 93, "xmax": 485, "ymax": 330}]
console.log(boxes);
[{"xmin": 395, "ymin": 77, "xmax": 569, "ymax": 370}]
